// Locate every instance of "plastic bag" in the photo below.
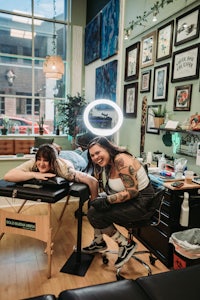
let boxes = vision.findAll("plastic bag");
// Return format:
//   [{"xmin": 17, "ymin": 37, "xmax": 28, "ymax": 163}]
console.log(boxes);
[
  {"xmin": 174, "ymin": 158, "xmax": 187, "ymax": 178},
  {"xmin": 169, "ymin": 228, "xmax": 200, "ymax": 259}
]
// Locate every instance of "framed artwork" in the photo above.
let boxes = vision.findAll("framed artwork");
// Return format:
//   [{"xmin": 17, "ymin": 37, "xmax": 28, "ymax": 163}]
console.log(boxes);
[
  {"xmin": 146, "ymin": 105, "xmax": 160, "ymax": 134},
  {"xmin": 153, "ymin": 63, "xmax": 169, "ymax": 101},
  {"xmin": 84, "ymin": 13, "xmax": 101, "ymax": 65},
  {"xmin": 123, "ymin": 82, "xmax": 138, "ymax": 118},
  {"xmin": 95, "ymin": 60, "xmax": 118, "ymax": 106},
  {"xmin": 140, "ymin": 31, "xmax": 156, "ymax": 68},
  {"xmin": 173, "ymin": 84, "xmax": 192, "ymax": 111},
  {"xmin": 175, "ymin": 5, "xmax": 200, "ymax": 46},
  {"xmin": 140, "ymin": 70, "xmax": 151, "ymax": 93},
  {"xmin": 101, "ymin": 0, "xmax": 120, "ymax": 60},
  {"xmin": 156, "ymin": 21, "xmax": 174, "ymax": 62},
  {"xmin": 124, "ymin": 42, "xmax": 140, "ymax": 81},
  {"xmin": 171, "ymin": 44, "xmax": 200, "ymax": 83}
]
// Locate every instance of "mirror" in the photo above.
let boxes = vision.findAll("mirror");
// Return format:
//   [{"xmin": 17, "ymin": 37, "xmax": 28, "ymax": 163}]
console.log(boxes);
[{"xmin": 83, "ymin": 99, "xmax": 123, "ymax": 136}]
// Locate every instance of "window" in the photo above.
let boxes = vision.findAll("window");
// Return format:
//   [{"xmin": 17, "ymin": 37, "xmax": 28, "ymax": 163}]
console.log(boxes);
[
  {"xmin": 0, "ymin": 0, "xmax": 70, "ymax": 135},
  {"xmin": 0, "ymin": 94, "xmax": 5, "ymax": 114}
]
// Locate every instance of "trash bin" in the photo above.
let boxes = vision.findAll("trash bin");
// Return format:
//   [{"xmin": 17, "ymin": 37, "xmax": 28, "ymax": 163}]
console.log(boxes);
[{"xmin": 169, "ymin": 228, "xmax": 200, "ymax": 270}]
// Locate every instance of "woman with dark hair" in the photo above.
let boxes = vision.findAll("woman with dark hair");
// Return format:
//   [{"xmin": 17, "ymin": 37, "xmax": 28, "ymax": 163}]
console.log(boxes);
[
  {"xmin": 83, "ymin": 136, "xmax": 155, "ymax": 268},
  {"xmin": 4, "ymin": 144, "xmax": 98, "ymax": 200}
]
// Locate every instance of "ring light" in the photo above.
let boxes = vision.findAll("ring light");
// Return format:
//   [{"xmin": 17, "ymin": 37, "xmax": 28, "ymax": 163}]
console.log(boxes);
[{"xmin": 83, "ymin": 99, "xmax": 123, "ymax": 136}]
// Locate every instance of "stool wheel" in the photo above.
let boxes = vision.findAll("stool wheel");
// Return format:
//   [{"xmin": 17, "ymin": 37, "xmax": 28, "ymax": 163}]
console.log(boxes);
[{"xmin": 149, "ymin": 255, "xmax": 157, "ymax": 265}]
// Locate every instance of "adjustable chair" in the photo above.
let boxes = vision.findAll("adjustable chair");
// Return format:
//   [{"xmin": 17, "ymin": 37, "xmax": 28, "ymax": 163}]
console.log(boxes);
[{"xmin": 102, "ymin": 187, "xmax": 165, "ymax": 280}]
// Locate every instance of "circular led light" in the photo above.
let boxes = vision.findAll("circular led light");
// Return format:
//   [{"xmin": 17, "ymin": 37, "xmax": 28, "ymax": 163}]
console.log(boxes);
[{"xmin": 83, "ymin": 99, "xmax": 123, "ymax": 136}]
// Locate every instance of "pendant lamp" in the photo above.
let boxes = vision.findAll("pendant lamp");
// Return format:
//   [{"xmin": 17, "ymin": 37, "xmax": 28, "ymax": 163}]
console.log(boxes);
[
  {"xmin": 43, "ymin": 0, "xmax": 64, "ymax": 80},
  {"xmin": 43, "ymin": 55, "xmax": 64, "ymax": 79}
]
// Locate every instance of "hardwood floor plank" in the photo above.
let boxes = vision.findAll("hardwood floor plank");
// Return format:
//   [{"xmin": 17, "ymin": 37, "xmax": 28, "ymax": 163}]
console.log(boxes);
[{"xmin": 0, "ymin": 200, "xmax": 169, "ymax": 300}]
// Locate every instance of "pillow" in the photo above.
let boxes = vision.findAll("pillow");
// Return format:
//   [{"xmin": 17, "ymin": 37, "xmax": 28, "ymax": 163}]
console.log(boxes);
[
  {"xmin": 19, "ymin": 176, "xmax": 69, "ymax": 189},
  {"xmin": 34, "ymin": 137, "xmax": 54, "ymax": 148},
  {"xmin": 59, "ymin": 150, "xmax": 87, "ymax": 171}
]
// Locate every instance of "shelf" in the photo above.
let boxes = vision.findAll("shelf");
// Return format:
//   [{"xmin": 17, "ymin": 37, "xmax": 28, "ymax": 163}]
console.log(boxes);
[{"xmin": 159, "ymin": 127, "xmax": 200, "ymax": 136}]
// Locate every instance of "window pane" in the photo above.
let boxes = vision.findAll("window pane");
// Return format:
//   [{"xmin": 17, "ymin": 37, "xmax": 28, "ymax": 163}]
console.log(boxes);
[
  {"xmin": 0, "ymin": 0, "xmax": 32, "ymax": 15},
  {"xmin": 0, "ymin": 1, "xmax": 69, "ymax": 136},
  {"xmin": 34, "ymin": 0, "xmax": 67, "ymax": 21}
]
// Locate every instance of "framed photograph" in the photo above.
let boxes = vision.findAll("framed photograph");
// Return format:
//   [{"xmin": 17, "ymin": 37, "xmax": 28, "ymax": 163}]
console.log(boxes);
[
  {"xmin": 146, "ymin": 105, "xmax": 160, "ymax": 134},
  {"xmin": 140, "ymin": 31, "xmax": 156, "ymax": 68},
  {"xmin": 153, "ymin": 63, "xmax": 169, "ymax": 101},
  {"xmin": 123, "ymin": 82, "xmax": 138, "ymax": 118},
  {"xmin": 124, "ymin": 42, "xmax": 140, "ymax": 81},
  {"xmin": 156, "ymin": 21, "xmax": 174, "ymax": 62},
  {"xmin": 175, "ymin": 6, "xmax": 200, "ymax": 46},
  {"xmin": 173, "ymin": 84, "xmax": 192, "ymax": 111},
  {"xmin": 140, "ymin": 70, "xmax": 151, "ymax": 93},
  {"xmin": 171, "ymin": 44, "xmax": 200, "ymax": 82}
]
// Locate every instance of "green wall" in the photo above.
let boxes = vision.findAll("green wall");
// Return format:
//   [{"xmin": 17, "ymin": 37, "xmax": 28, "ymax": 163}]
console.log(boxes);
[{"xmin": 119, "ymin": 0, "xmax": 199, "ymax": 174}]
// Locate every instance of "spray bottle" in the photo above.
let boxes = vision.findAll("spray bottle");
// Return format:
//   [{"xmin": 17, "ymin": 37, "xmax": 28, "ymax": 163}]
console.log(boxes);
[{"xmin": 179, "ymin": 192, "xmax": 189, "ymax": 227}]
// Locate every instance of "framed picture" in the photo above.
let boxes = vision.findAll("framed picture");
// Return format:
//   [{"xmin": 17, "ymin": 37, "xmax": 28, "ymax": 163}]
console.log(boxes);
[
  {"xmin": 171, "ymin": 44, "xmax": 200, "ymax": 83},
  {"xmin": 146, "ymin": 105, "xmax": 160, "ymax": 134},
  {"xmin": 101, "ymin": 0, "xmax": 120, "ymax": 60},
  {"xmin": 175, "ymin": 6, "xmax": 200, "ymax": 46},
  {"xmin": 156, "ymin": 21, "xmax": 174, "ymax": 62},
  {"xmin": 153, "ymin": 63, "xmax": 169, "ymax": 101},
  {"xmin": 173, "ymin": 84, "xmax": 192, "ymax": 111},
  {"xmin": 140, "ymin": 31, "xmax": 156, "ymax": 68},
  {"xmin": 123, "ymin": 82, "xmax": 138, "ymax": 118},
  {"xmin": 140, "ymin": 70, "xmax": 151, "ymax": 93},
  {"xmin": 84, "ymin": 13, "xmax": 101, "ymax": 65},
  {"xmin": 124, "ymin": 42, "xmax": 140, "ymax": 81}
]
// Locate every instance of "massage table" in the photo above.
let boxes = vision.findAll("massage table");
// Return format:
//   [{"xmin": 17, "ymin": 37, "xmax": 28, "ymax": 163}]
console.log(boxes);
[{"xmin": 0, "ymin": 180, "xmax": 92, "ymax": 278}]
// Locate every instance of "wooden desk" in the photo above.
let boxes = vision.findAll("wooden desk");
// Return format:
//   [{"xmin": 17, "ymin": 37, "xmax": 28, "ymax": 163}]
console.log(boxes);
[{"xmin": 164, "ymin": 181, "xmax": 200, "ymax": 190}]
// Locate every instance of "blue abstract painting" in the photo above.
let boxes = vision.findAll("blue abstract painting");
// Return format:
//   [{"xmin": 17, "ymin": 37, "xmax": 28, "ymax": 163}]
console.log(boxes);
[
  {"xmin": 84, "ymin": 13, "xmax": 101, "ymax": 65},
  {"xmin": 95, "ymin": 60, "xmax": 118, "ymax": 107},
  {"xmin": 101, "ymin": 0, "xmax": 119, "ymax": 60}
]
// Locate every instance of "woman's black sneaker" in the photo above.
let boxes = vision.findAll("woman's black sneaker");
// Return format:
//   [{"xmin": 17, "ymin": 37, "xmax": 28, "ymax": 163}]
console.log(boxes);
[{"xmin": 82, "ymin": 240, "xmax": 107, "ymax": 254}]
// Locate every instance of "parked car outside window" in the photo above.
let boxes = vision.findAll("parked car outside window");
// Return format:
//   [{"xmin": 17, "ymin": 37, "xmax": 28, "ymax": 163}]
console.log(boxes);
[{"xmin": 0, "ymin": 117, "xmax": 50, "ymax": 134}]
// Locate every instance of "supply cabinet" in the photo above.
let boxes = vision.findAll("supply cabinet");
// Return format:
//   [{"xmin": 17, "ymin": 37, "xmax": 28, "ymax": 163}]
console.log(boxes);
[{"xmin": 135, "ymin": 186, "xmax": 200, "ymax": 268}]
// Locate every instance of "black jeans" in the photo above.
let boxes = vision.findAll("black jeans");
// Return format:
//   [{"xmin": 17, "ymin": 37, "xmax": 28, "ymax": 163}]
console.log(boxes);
[{"xmin": 87, "ymin": 183, "xmax": 155, "ymax": 229}]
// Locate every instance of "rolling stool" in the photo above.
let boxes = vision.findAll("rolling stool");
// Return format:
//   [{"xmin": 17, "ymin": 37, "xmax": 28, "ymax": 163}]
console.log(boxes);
[{"xmin": 102, "ymin": 187, "xmax": 165, "ymax": 280}]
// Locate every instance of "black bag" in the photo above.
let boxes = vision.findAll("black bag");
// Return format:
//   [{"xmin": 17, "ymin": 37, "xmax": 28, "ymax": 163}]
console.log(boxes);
[{"xmin": 20, "ymin": 176, "xmax": 69, "ymax": 188}]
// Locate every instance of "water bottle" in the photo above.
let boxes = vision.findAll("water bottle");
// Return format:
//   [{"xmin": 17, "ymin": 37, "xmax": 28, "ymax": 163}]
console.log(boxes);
[
  {"xmin": 179, "ymin": 192, "xmax": 189, "ymax": 227},
  {"xmin": 158, "ymin": 153, "xmax": 166, "ymax": 171}
]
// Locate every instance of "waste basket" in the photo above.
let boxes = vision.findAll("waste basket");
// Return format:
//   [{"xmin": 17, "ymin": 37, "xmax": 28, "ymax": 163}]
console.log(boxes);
[{"xmin": 169, "ymin": 228, "xmax": 200, "ymax": 270}]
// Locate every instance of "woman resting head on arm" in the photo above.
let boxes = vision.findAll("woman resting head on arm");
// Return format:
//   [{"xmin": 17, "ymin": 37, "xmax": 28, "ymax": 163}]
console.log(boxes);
[
  {"xmin": 82, "ymin": 136, "xmax": 155, "ymax": 268},
  {"xmin": 4, "ymin": 144, "xmax": 98, "ymax": 200}
]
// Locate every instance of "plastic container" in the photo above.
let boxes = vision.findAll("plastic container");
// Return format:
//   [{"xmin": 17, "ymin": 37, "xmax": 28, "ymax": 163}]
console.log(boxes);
[{"xmin": 158, "ymin": 153, "xmax": 166, "ymax": 171}]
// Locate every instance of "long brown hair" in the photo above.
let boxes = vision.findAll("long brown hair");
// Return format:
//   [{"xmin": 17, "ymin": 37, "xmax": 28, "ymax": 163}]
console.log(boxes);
[
  {"xmin": 87, "ymin": 136, "xmax": 132, "ymax": 178},
  {"xmin": 34, "ymin": 144, "xmax": 60, "ymax": 174}
]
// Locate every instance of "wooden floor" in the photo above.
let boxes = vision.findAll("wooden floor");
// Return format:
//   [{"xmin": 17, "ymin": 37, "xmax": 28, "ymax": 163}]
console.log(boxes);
[{"xmin": 0, "ymin": 199, "xmax": 169, "ymax": 300}]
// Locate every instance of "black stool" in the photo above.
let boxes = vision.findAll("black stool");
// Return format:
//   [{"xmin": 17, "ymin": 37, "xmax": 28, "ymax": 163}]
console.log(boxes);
[{"xmin": 102, "ymin": 187, "xmax": 165, "ymax": 280}]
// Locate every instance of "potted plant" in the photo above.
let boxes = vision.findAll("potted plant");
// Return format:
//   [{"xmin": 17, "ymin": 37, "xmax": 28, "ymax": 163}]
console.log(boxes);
[
  {"xmin": 151, "ymin": 104, "xmax": 167, "ymax": 128},
  {"xmin": 55, "ymin": 93, "xmax": 87, "ymax": 148},
  {"xmin": 1, "ymin": 116, "xmax": 9, "ymax": 135}
]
